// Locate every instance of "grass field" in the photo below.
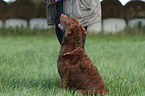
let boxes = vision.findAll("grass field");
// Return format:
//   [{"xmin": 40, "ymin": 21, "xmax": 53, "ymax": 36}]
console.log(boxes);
[{"xmin": 0, "ymin": 36, "xmax": 145, "ymax": 96}]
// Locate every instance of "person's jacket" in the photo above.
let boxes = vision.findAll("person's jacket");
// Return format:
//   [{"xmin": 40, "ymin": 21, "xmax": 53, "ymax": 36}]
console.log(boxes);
[{"xmin": 64, "ymin": 0, "xmax": 101, "ymax": 26}]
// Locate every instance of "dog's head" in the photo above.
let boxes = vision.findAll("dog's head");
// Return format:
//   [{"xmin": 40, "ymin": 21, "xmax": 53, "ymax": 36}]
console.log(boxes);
[{"xmin": 59, "ymin": 14, "xmax": 86, "ymax": 38}]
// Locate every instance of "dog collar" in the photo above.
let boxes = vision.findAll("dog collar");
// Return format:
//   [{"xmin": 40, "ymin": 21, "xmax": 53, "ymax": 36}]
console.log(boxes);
[{"xmin": 59, "ymin": 47, "xmax": 80, "ymax": 56}]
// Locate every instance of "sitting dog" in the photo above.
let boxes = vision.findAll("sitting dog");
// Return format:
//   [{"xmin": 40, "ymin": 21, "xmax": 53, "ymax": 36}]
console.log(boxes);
[{"xmin": 57, "ymin": 14, "xmax": 108, "ymax": 96}]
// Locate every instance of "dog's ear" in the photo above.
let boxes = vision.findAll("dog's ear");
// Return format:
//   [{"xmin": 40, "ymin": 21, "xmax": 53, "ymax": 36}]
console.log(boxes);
[{"xmin": 81, "ymin": 25, "xmax": 86, "ymax": 35}]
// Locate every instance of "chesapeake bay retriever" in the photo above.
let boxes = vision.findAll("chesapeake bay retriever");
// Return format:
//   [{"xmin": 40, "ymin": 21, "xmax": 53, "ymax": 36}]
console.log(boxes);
[{"xmin": 57, "ymin": 14, "xmax": 108, "ymax": 96}]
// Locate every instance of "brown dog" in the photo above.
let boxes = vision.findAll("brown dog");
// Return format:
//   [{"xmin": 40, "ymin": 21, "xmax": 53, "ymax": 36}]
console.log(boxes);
[{"xmin": 57, "ymin": 14, "xmax": 108, "ymax": 96}]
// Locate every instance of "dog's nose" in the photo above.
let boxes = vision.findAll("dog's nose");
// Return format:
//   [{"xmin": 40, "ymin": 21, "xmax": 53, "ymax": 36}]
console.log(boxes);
[
  {"xmin": 61, "ymin": 14, "xmax": 65, "ymax": 17},
  {"xmin": 61, "ymin": 14, "xmax": 68, "ymax": 19}
]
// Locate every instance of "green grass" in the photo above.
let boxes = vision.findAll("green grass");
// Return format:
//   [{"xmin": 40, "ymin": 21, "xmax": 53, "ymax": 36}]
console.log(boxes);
[{"xmin": 0, "ymin": 36, "xmax": 145, "ymax": 96}]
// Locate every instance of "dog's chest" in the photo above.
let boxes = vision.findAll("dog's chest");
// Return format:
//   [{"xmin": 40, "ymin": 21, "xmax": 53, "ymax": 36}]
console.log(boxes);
[{"xmin": 57, "ymin": 55, "xmax": 80, "ymax": 66}]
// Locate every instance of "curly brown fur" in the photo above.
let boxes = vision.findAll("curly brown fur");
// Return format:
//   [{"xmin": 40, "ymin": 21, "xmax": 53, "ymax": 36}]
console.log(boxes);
[{"xmin": 57, "ymin": 14, "xmax": 108, "ymax": 96}]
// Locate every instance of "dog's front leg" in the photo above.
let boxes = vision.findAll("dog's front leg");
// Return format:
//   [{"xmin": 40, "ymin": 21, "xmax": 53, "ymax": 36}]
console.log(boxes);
[
  {"xmin": 60, "ymin": 67, "xmax": 71, "ymax": 89},
  {"xmin": 61, "ymin": 77, "xmax": 69, "ymax": 88}
]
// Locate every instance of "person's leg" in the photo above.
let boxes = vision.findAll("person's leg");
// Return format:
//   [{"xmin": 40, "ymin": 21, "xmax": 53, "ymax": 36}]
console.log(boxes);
[
  {"xmin": 55, "ymin": 23, "xmax": 63, "ymax": 44},
  {"xmin": 82, "ymin": 26, "xmax": 87, "ymax": 48},
  {"xmin": 55, "ymin": 0, "xmax": 64, "ymax": 44}
]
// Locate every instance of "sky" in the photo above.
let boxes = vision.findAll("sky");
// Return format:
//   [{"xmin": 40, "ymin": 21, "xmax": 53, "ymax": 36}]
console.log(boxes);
[
  {"xmin": 3, "ymin": 0, "xmax": 145, "ymax": 6},
  {"xmin": 100, "ymin": 0, "xmax": 145, "ymax": 5},
  {"xmin": 101, "ymin": 0, "xmax": 130, "ymax": 5}
]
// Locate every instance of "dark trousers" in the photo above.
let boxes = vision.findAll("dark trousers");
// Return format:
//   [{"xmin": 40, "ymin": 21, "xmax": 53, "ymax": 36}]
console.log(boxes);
[{"xmin": 55, "ymin": 1, "xmax": 87, "ymax": 48}]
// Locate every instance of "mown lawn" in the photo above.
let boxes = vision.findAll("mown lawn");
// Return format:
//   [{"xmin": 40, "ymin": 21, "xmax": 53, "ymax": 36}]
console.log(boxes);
[{"xmin": 0, "ymin": 36, "xmax": 144, "ymax": 96}]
